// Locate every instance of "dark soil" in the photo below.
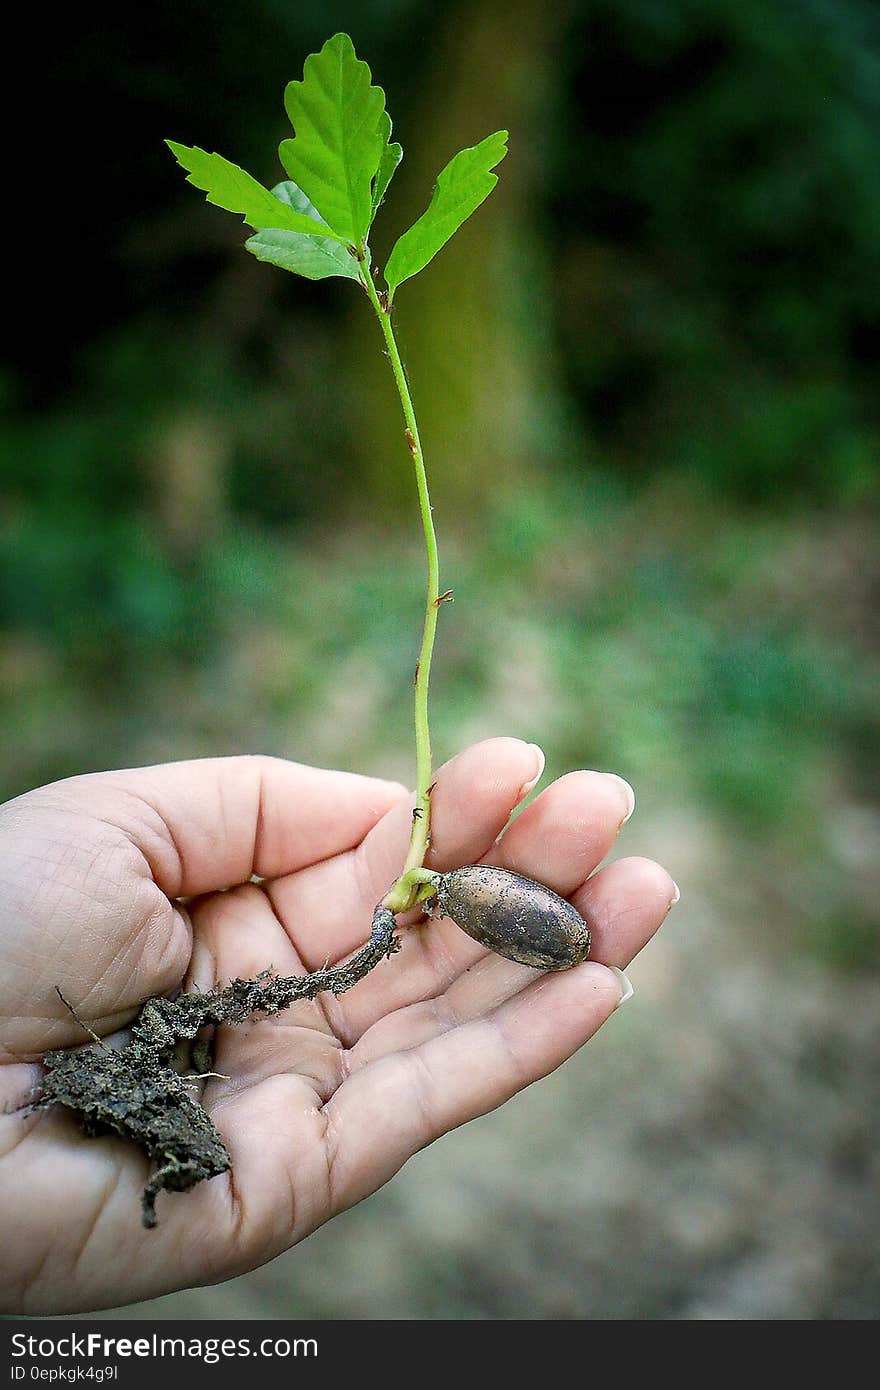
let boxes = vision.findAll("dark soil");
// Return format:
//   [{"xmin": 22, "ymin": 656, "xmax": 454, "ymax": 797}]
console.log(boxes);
[{"xmin": 37, "ymin": 906, "xmax": 399, "ymax": 1227}]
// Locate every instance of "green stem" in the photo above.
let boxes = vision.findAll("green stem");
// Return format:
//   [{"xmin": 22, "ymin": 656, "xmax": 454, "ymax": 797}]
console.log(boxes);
[{"xmin": 362, "ymin": 262, "xmax": 441, "ymax": 913}]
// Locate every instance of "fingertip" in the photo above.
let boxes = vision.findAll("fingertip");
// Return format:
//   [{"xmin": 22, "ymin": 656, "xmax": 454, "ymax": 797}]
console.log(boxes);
[
  {"xmin": 559, "ymin": 958, "xmax": 627, "ymax": 1013},
  {"xmin": 489, "ymin": 768, "xmax": 637, "ymax": 893},
  {"xmin": 440, "ymin": 736, "xmax": 545, "ymax": 798},
  {"xmin": 584, "ymin": 854, "xmax": 678, "ymax": 915},
  {"xmin": 573, "ymin": 855, "xmax": 677, "ymax": 969},
  {"xmin": 601, "ymin": 772, "xmax": 636, "ymax": 823},
  {"xmin": 520, "ymin": 744, "xmax": 546, "ymax": 798},
  {"xmin": 423, "ymin": 737, "xmax": 548, "ymax": 869},
  {"xmin": 604, "ymin": 964, "xmax": 635, "ymax": 1007},
  {"xmin": 493, "ymin": 958, "xmax": 628, "ymax": 1069}
]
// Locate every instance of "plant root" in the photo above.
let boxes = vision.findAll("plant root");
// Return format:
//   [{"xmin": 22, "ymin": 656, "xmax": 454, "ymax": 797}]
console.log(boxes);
[{"xmin": 37, "ymin": 906, "xmax": 399, "ymax": 1228}]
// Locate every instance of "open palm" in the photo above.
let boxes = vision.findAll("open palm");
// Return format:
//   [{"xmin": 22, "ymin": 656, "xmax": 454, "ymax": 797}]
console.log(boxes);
[{"xmin": 0, "ymin": 737, "xmax": 675, "ymax": 1314}]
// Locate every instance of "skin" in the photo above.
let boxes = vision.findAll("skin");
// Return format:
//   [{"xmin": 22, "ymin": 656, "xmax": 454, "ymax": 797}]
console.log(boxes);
[{"xmin": 0, "ymin": 737, "xmax": 676, "ymax": 1314}]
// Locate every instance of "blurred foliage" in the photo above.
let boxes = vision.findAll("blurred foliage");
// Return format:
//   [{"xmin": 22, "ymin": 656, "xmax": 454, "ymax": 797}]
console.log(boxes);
[
  {"xmin": 2, "ymin": 0, "xmax": 878, "ymax": 977},
  {"xmin": 554, "ymin": 0, "xmax": 880, "ymax": 501}
]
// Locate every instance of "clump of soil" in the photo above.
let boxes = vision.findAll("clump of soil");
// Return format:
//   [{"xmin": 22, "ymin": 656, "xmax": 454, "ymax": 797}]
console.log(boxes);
[{"xmin": 37, "ymin": 907, "xmax": 398, "ymax": 1227}]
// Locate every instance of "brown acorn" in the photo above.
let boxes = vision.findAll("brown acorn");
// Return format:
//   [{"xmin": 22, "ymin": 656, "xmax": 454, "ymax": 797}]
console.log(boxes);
[{"xmin": 432, "ymin": 865, "xmax": 591, "ymax": 970}]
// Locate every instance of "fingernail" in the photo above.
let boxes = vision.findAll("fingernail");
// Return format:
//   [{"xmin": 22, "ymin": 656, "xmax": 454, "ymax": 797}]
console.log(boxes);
[
  {"xmin": 607, "ymin": 966, "xmax": 635, "ymax": 1008},
  {"xmin": 669, "ymin": 881, "xmax": 681, "ymax": 907},
  {"xmin": 605, "ymin": 773, "xmax": 636, "ymax": 825},
  {"xmin": 518, "ymin": 743, "xmax": 545, "ymax": 799}
]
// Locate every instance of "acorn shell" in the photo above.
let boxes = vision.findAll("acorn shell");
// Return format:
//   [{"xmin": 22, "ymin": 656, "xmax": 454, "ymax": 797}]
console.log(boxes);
[{"xmin": 434, "ymin": 865, "xmax": 591, "ymax": 970}]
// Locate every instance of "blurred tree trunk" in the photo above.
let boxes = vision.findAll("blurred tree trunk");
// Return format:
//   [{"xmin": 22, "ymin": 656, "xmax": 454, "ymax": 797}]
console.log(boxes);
[
  {"xmin": 150, "ymin": 412, "xmax": 227, "ymax": 565},
  {"xmin": 350, "ymin": 0, "xmax": 574, "ymax": 518}
]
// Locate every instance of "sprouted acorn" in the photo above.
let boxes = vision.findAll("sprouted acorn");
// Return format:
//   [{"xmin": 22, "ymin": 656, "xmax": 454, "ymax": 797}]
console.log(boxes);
[
  {"xmin": 431, "ymin": 865, "xmax": 591, "ymax": 970},
  {"xmin": 41, "ymin": 33, "xmax": 565, "ymax": 1231},
  {"xmin": 166, "ymin": 32, "xmax": 509, "ymax": 923}
]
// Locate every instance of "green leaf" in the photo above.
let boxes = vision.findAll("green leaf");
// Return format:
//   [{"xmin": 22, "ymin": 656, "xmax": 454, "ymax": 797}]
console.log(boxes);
[
  {"xmin": 280, "ymin": 32, "xmax": 386, "ymax": 245},
  {"xmin": 166, "ymin": 141, "xmax": 350, "ymax": 244},
  {"xmin": 370, "ymin": 110, "xmax": 403, "ymax": 222},
  {"xmin": 384, "ymin": 130, "xmax": 508, "ymax": 298},
  {"xmin": 245, "ymin": 181, "xmax": 365, "ymax": 281},
  {"xmin": 246, "ymin": 228, "xmax": 363, "ymax": 281}
]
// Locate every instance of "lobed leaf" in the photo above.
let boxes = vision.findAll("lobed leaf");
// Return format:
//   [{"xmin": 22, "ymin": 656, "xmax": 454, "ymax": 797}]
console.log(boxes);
[
  {"xmin": 370, "ymin": 109, "xmax": 403, "ymax": 223},
  {"xmin": 165, "ymin": 141, "xmax": 350, "ymax": 244},
  {"xmin": 245, "ymin": 181, "xmax": 365, "ymax": 281},
  {"xmin": 384, "ymin": 130, "xmax": 508, "ymax": 298},
  {"xmin": 280, "ymin": 32, "xmax": 387, "ymax": 245}
]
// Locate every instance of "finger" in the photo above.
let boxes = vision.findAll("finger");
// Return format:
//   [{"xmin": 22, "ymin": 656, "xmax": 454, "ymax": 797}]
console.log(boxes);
[
  {"xmin": 348, "ymin": 855, "xmax": 673, "ymax": 1066},
  {"xmin": 51, "ymin": 756, "xmax": 407, "ymax": 897},
  {"xmin": 331, "ymin": 768, "xmax": 635, "ymax": 1042},
  {"xmin": 487, "ymin": 770, "xmax": 635, "ymax": 893},
  {"xmin": 348, "ymin": 951, "xmax": 537, "ymax": 1067},
  {"xmin": 267, "ymin": 737, "xmax": 544, "ymax": 969},
  {"xmin": 323, "ymin": 961, "xmax": 626, "ymax": 1214},
  {"xmin": 188, "ymin": 884, "xmax": 303, "ymax": 990},
  {"xmin": 571, "ymin": 856, "xmax": 678, "ymax": 967}
]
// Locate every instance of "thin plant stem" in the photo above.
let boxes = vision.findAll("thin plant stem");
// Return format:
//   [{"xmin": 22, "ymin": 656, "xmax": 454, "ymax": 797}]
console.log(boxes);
[{"xmin": 361, "ymin": 262, "xmax": 441, "ymax": 913}]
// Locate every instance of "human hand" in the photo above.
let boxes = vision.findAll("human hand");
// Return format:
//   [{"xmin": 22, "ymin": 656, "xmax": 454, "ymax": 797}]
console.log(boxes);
[{"xmin": 0, "ymin": 738, "xmax": 676, "ymax": 1314}]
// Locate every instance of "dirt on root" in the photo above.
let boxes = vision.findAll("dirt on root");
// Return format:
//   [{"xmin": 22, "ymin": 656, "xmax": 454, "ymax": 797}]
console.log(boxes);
[{"xmin": 37, "ymin": 907, "xmax": 398, "ymax": 1227}]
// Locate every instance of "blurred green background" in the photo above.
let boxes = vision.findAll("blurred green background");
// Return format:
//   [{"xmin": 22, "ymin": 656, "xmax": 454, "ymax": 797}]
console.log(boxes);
[{"xmin": 5, "ymin": 0, "xmax": 879, "ymax": 1318}]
